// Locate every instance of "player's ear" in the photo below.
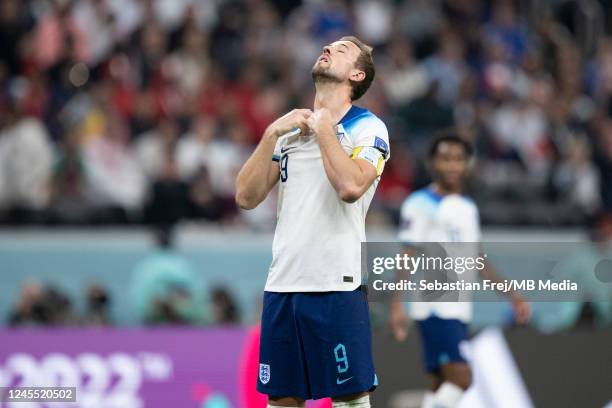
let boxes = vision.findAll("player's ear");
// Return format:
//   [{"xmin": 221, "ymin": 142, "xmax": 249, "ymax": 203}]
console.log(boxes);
[
  {"xmin": 350, "ymin": 69, "xmax": 365, "ymax": 83},
  {"xmin": 464, "ymin": 148, "xmax": 476, "ymax": 171},
  {"xmin": 466, "ymin": 155, "xmax": 476, "ymax": 171}
]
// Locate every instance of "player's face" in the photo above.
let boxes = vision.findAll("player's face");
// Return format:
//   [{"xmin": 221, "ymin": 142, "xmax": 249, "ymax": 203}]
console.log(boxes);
[
  {"xmin": 432, "ymin": 142, "xmax": 469, "ymax": 191},
  {"xmin": 312, "ymin": 40, "xmax": 362, "ymax": 84}
]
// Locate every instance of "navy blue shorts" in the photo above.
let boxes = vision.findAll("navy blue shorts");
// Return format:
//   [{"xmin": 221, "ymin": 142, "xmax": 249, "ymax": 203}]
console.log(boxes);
[
  {"xmin": 417, "ymin": 316, "xmax": 469, "ymax": 373},
  {"xmin": 257, "ymin": 288, "xmax": 377, "ymax": 400}
]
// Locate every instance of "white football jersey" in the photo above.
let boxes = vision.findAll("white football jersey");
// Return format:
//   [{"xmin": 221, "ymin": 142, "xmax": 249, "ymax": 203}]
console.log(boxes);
[
  {"xmin": 265, "ymin": 105, "xmax": 390, "ymax": 292},
  {"xmin": 398, "ymin": 188, "xmax": 481, "ymax": 322}
]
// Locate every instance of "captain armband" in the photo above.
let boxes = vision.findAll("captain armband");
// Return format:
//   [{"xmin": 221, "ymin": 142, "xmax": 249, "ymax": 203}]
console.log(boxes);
[{"xmin": 350, "ymin": 146, "xmax": 386, "ymax": 176}]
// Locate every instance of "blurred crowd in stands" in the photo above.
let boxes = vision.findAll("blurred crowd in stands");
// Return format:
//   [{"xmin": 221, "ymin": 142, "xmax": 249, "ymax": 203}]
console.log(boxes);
[
  {"xmin": 1, "ymin": 0, "xmax": 612, "ymax": 227},
  {"xmin": 9, "ymin": 280, "xmax": 112, "ymax": 326},
  {"xmin": 8, "ymin": 279, "xmax": 241, "ymax": 326},
  {"xmin": 8, "ymin": 228, "xmax": 242, "ymax": 327}
]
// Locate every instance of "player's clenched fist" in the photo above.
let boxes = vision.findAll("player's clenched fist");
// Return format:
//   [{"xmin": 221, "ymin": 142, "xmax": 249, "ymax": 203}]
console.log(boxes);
[
  {"xmin": 307, "ymin": 108, "xmax": 334, "ymax": 136},
  {"xmin": 389, "ymin": 301, "xmax": 410, "ymax": 342},
  {"xmin": 266, "ymin": 109, "xmax": 313, "ymax": 138}
]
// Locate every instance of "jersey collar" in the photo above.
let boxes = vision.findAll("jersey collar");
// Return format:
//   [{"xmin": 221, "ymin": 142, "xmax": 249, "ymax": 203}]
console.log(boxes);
[
  {"xmin": 425, "ymin": 186, "xmax": 471, "ymax": 202},
  {"xmin": 425, "ymin": 187, "xmax": 443, "ymax": 203},
  {"xmin": 338, "ymin": 105, "xmax": 368, "ymax": 125}
]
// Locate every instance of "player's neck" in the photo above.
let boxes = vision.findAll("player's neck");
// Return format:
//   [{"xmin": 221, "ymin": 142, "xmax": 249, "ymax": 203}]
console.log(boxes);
[
  {"xmin": 432, "ymin": 182, "xmax": 463, "ymax": 196},
  {"xmin": 313, "ymin": 85, "xmax": 352, "ymax": 123}
]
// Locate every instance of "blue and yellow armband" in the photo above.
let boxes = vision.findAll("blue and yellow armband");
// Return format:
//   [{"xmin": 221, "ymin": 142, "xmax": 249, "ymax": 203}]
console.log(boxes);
[{"xmin": 350, "ymin": 146, "xmax": 386, "ymax": 176}]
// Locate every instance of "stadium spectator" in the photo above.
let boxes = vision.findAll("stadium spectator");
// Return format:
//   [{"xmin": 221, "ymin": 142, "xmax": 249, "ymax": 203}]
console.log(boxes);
[
  {"xmin": 143, "ymin": 137, "xmax": 190, "ymax": 227},
  {"xmin": 483, "ymin": 0, "xmax": 530, "ymax": 64},
  {"xmin": 594, "ymin": 118, "xmax": 612, "ymax": 209},
  {"xmin": 379, "ymin": 37, "xmax": 428, "ymax": 108},
  {"xmin": 81, "ymin": 109, "xmax": 146, "ymax": 223},
  {"xmin": 34, "ymin": 0, "xmax": 90, "ymax": 69},
  {"xmin": 82, "ymin": 283, "xmax": 112, "ymax": 326},
  {"xmin": 187, "ymin": 165, "xmax": 225, "ymax": 222},
  {"xmin": 8, "ymin": 280, "xmax": 77, "ymax": 326},
  {"xmin": 422, "ymin": 29, "xmax": 468, "ymax": 107},
  {"xmin": 0, "ymin": 0, "xmax": 33, "ymax": 77},
  {"xmin": 551, "ymin": 136, "xmax": 602, "ymax": 216},
  {"xmin": 0, "ymin": 99, "xmax": 54, "ymax": 224},
  {"xmin": 353, "ymin": 0, "xmax": 393, "ymax": 46},
  {"xmin": 176, "ymin": 115, "xmax": 215, "ymax": 178},
  {"xmin": 395, "ymin": 0, "xmax": 442, "ymax": 41},
  {"xmin": 211, "ymin": 287, "xmax": 241, "ymax": 325},
  {"xmin": 129, "ymin": 228, "xmax": 208, "ymax": 325},
  {"xmin": 72, "ymin": 0, "xmax": 117, "ymax": 66},
  {"xmin": 136, "ymin": 118, "xmax": 181, "ymax": 180},
  {"xmin": 48, "ymin": 124, "xmax": 92, "ymax": 224},
  {"xmin": 486, "ymin": 77, "xmax": 551, "ymax": 178},
  {"xmin": 7, "ymin": 280, "xmax": 46, "ymax": 326}
]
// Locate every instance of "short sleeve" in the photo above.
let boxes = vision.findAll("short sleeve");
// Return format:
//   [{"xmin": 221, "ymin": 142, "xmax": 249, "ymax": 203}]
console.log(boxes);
[
  {"xmin": 398, "ymin": 196, "xmax": 429, "ymax": 243},
  {"xmin": 467, "ymin": 204, "xmax": 482, "ymax": 242},
  {"xmin": 272, "ymin": 138, "xmax": 282, "ymax": 162},
  {"xmin": 272, "ymin": 128, "xmax": 302, "ymax": 162},
  {"xmin": 350, "ymin": 117, "xmax": 390, "ymax": 176}
]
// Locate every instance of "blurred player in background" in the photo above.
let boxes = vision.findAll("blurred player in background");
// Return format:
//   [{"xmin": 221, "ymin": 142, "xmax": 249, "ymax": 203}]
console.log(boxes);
[
  {"xmin": 235, "ymin": 36, "xmax": 390, "ymax": 408},
  {"xmin": 389, "ymin": 134, "xmax": 531, "ymax": 408}
]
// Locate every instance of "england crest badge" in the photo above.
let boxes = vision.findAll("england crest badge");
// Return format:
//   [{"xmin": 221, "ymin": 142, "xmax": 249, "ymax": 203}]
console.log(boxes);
[{"xmin": 259, "ymin": 363, "xmax": 270, "ymax": 384}]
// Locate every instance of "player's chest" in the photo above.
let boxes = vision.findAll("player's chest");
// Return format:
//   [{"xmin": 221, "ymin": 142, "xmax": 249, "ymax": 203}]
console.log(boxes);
[
  {"xmin": 427, "ymin": 210, "xmax": 477, "ymax": 242},
  {"xmin": 279, "ymin": 127, "xmax": 353, "ymax": 156},
  {"xmin": 277, "ymin": 131, "xmax": 353, "ymax": 181}
]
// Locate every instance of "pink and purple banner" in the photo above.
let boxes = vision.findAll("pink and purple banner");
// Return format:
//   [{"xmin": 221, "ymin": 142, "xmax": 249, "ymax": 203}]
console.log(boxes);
[{"xmin": 0, "ymin": 327, "xmax": 331, "ymax": 408}]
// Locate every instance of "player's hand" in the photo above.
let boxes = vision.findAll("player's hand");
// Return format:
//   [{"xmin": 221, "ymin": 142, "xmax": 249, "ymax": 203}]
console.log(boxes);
[
  {"xmin": 308, "ymin": 108, "xmax": 334, "ymax": 136},
  {"xmin": 511, "ymin": 295, "xmax": 531, "ymax": 325},
  {"xmin": 267, "ymin": 109, "xmax": 313, "ymax": 138},
  {"xmin": 389, "ymin": 301, "xmax": 410, "ymax": 342}
]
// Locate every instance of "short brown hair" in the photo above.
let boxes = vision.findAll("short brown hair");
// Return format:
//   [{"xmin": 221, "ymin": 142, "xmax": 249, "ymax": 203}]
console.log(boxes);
[{"xmin": 339, "ymin": 36, "xmax": 375, "ymax": 101}]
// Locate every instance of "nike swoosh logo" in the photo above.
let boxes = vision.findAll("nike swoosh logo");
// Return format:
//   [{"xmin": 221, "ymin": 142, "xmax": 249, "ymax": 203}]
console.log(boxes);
[
  {"xmin": 280, "ymin": 146, "xmax": 296, "ymax": 153},
  {"xmin": 336, "ymin": 376, "xmax": 353, "ymax": 385}
]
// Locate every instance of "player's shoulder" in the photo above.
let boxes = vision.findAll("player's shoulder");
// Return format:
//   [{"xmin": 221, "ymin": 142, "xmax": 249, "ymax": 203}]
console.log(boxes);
[
  {"xmin": 339, "ymin": 106, "xmax": 389, "ymax": 159},
  {"xmin": 438, "ymin": 194, "xmax": 480, "ymax": 220},
  {"xmin": 400, "ymin": 188, "xmax": 442, "ymax": 214},
  {"xmin": 339, "ymin": 105, "xmax": 387, "ymax": 134},
  {"xmin": 443, "ymin": 194, "xmax": 479, "ymax": 211},
  {"xmin": 405, "ymin": 188, "xmax": 442, "ymax": 204},
  {"xmin": 460, "ymin": 194, "xmax": 478, "ymax": 210},
  {"xmin": 461, "ymin": 195, "xmax": 480, "ymax": 218}
]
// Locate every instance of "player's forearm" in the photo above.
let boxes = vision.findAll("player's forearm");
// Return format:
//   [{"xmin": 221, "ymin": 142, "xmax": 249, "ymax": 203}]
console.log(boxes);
[
  {"xmin": 480, "ymin": 259, "xmax": 520, "ymax": 300},
  {"xmin": 391, "ymin": 246, "xmax": 417, "ymax": 303},
  {"xmin": 391, "ymin": 269, "xmax": 412, "ymax": 303},
  {"xmin": 318, "ymin": 124, "xmax": 370, "ymax": 202},
  {"xmin": 235, "ymin": 129, "xmax": 277, "ymax": 209}
]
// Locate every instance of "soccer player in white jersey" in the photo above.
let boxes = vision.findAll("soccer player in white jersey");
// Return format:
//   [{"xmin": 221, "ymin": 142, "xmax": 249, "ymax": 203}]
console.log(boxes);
[
  {"xmin": 389, "ymin": 134, "xmax": 531, "ymax": 408},
  {"xmin": 235, "ymin": 36, "xmax": 389, "ymax": 408}
]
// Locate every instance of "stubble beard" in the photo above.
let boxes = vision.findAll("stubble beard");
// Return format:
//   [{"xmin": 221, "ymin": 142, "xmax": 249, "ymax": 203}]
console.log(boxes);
[{"xmin": 311, "ymin": 64, "xmax": 343, "ymax": 85}]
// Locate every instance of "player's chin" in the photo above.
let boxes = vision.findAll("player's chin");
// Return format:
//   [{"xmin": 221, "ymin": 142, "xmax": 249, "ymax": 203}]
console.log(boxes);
[
  {"xmin": 443, "ymin": 176, "xmax": 463, "ymax": 189},
  {"xmin": 311, "ymin": 64, "xmax": 327, "ymax": 76},
  {"xmin": 311, "ymin": 68, "xmax": 343, "ymax": 85}
]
